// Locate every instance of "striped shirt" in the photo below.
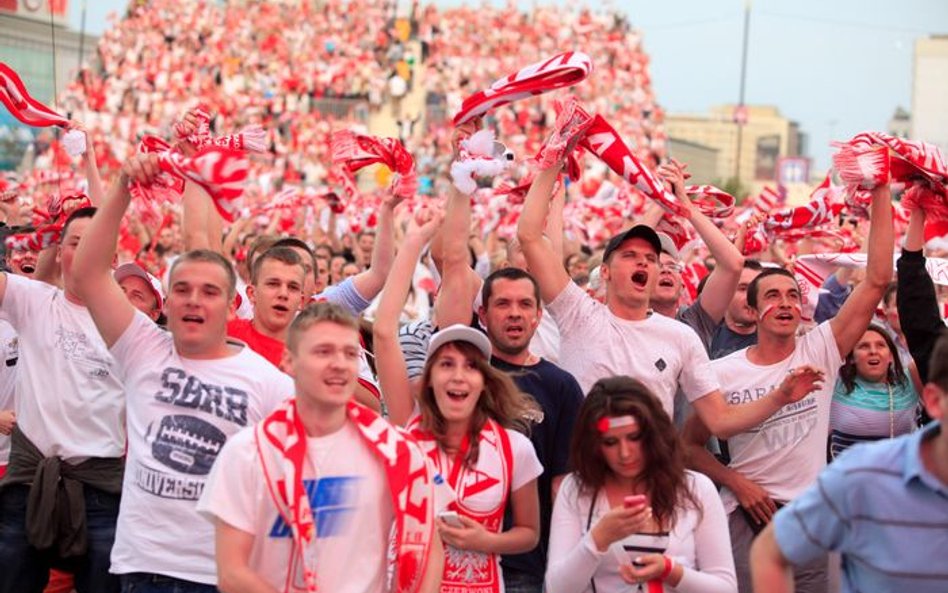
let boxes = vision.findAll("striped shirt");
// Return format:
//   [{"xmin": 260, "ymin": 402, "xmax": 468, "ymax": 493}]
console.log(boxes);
[
  {"xmin": 829, "ymin": 375, "xmax": 918, "ymax": 458},
  {"xmin": 774, "ymin": 422, "xmax": 948, "ymax": 593}
]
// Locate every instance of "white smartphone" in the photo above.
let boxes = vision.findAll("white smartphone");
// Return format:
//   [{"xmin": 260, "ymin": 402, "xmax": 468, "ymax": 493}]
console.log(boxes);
[{"xmin": 438, "ymin": 510, "xmax": 464, "ymax": 527}]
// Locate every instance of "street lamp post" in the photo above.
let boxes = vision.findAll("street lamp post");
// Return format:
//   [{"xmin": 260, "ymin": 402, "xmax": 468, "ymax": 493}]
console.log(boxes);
[{"xmin": 734, "ymin": 0, "xmax": 752, "ymax": 187}]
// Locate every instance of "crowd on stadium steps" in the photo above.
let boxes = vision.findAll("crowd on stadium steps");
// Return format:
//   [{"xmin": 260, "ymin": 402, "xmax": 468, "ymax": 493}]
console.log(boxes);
[{"xmin": 0, "ymin": 2, "xmax": 947, "ymax": 593}]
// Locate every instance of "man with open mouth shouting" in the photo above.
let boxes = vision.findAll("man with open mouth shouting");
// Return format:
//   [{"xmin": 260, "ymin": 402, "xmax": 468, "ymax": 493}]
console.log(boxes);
[
  {"xmin": 69, "ymin": 154, "xmax": 294, "ymax": 593},
  {"xmin": 517, "ymin": 155, "xmax": 822, "ymax": 444}
]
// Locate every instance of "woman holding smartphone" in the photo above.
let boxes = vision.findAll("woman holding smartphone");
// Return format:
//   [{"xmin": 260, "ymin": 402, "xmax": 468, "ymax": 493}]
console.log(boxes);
[
  {"xmin": 373, "ymin": 206, "xmax": 544, "ymax": 593},
  {"xmin": 546, "ymin": 376, "xmax": 736, "ymax": 593}
]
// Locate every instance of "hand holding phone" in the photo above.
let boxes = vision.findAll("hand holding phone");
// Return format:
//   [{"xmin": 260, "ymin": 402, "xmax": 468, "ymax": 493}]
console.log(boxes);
[
  {"xmin": 438, "ymin": 510, "xmax": 464, "ymax": 528},
  {"xmin": 623, "ymin": 495, "xmax": 647, "ymax": 508}
]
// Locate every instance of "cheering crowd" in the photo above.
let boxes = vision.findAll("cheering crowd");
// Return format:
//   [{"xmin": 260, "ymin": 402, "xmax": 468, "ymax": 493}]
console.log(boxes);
[{"xmin": 1, "ymin": 2, "xmax": 948, "ymax": 593}]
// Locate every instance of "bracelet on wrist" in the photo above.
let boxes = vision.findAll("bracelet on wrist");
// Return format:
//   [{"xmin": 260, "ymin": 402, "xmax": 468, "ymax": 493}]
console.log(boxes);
[{"xmin": 660, "ymin": 556, "xmax": 674, "ymax": 581}]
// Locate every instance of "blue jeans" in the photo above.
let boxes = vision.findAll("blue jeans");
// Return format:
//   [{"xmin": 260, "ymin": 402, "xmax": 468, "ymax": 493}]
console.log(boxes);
[
  {"xmin": 0, "ymin": 483, "xmax": 120, "ymax": 593},
  {"xmin": 120, "ymin": 573, "xmax": 219, "ymax": 593}
]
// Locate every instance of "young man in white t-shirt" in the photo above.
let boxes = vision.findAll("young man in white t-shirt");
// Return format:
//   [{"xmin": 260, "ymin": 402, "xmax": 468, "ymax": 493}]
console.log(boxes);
[
  {"xmin": 516, "ymin": 160, "xmax": 823, "ymax": 441},
  {"xmin": 0, "ymin": 207, "xmax": 126, "ymax": 593},
  {"xmin": 682, "ymin": 185, "xmax": 894, "ymax": 593},
  {"xmin": 71, "ymin": 155, "xmax": 295, "ymax": 592},
  {"xmin": 198, "ymin": 302, "xmax": 444, "ymax": 593}
]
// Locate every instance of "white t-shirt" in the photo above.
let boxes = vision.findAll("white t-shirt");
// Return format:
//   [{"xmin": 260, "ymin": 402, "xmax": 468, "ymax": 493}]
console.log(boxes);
[
  {"xmin": 530, "ymin": 308, "xmax": 561, "ymax": 364},
  {"xmin": 546, "ymin": 472, "xmax": 736, "ymax": 593},
  {"xmin": 0, "ymin": 274, "xmax": 125, "ymax": 461},
  {"xmin": 109, "ymin": 311, "xmax": 294, "ymax": 583},
  {"xmin": 198, "ymin": 422, "xmax": 393, "ymax": 593},
  {"xmin": 712, "ymin": 322, "xmax": 842, "ymax": 514},
  {"xmin": 0, "ymin": 320, "xmax": 19, "ymax": 465},
  {"xmin": 547, "ymin": 282, "xmax": 719, "ymax": 414},
  {"xmin": 235, "ymin": 276, "xmax": 254, "ymax": 320}
]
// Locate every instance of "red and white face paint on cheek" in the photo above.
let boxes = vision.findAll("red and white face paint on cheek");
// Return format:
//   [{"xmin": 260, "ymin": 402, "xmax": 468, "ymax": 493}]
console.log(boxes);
[{"xmin": 758, "ymin": 302, "xmax": 802, "ymax": 321}]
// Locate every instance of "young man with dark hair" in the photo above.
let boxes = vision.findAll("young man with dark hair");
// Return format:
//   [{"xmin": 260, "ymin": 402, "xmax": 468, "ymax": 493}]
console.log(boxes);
[
  {"xmin": 709, "ymin": 260, "xmax": 764, "ymax": 360},
  {"xmin": 477, "ymin": 267, "xmax": 584, "ymax": 593},
  {"xmin": 199, "ymin": 302, "xmax": 444, "ymax": 593},
  {"xmin": 683, "ymin": 185, "xmax": 894, "ymax": 593},
  {"xmin": 0, "ymin": 206, "xmax": 125, "ymax": 593},
  {"xmin": 71, "ymin": 154, "xmax": 294, "ymax": 592},
  {"xmin": 751, "ymin": 330, "xmax": 948, "ymax": 593},
  {"xmin": 227, "ymin": 246, "xmax": 305, "ymax": 367}
]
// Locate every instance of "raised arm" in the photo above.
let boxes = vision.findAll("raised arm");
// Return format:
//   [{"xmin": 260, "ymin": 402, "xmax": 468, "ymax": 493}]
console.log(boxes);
[
  {"xmin": 659, "ymin": 160, "xmax": 744, "ymax": 322},
  {"xmin": 372, "ymin": 208, "xmax": 443, "ymax": 426},
  {"xmin": 70, "ymin": 122, "xmax": 106, "ymax": 206},
  {"xmin": 71, "ymin": 156, "xmax": 155, "ymax": 346},
  {"xmin": 182, "ymin": 181, "xmax": 214, "ymax": 252},
  {"xmin": 897, "ymin": 208, "xmax": 942, "ymax": 382},
  {"xmin": 352, "ymin": 192, "xmax": 401, "ymax": 301},
  {"xmin": 433, "ymin": 186, "xmax": 482, "ymax": 328},
  {"xmin": 830, "ymin": 184, "xmax": 893, "ymax": 357},
  {"xmin": 517, "ymin": 162, "xmax": 571, "ymax": 304}
]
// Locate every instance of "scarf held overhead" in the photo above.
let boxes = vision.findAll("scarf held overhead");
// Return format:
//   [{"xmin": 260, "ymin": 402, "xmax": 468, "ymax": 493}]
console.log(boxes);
[
  {"xmin": 452, "ymin": 51, "xmax": 592, "ymax": 126},
  {"xmin": 0, "ymin": 63, "xmax": 69, "ymax": 128}
]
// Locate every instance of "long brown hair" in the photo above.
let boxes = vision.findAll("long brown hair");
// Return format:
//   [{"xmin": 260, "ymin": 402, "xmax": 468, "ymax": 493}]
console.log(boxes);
[
  {"xmin": 838, "ymin": 325, "xmax": 907, "ymax": 394},
  {"xmin": 570, "ymin": 376, "xmax": 700, "ymax": 529},
  {"xmin": 418, "ymin": 341, "xmax": 539, "ymax": 467}
]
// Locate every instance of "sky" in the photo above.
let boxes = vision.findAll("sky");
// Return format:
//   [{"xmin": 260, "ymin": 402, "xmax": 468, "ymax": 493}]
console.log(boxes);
[{"xmin": 67, "ymin": 0, "xmax": 948, "ymax": 171}]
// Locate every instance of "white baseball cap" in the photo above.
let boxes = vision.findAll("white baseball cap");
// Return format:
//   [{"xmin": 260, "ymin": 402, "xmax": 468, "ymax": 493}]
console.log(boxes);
[
  {"xmin": 114, "ymin": 262, "xmax": 165, "ymax": 312},
  {"xmin": 426, "ymin": 324, "xmax": 492, "ymax": 361},
  {"xmin": 656, "ymin": 231, "xmax": 680, "ymax": 261}
]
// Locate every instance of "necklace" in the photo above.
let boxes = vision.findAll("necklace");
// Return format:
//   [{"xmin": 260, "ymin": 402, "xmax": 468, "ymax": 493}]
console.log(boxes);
[{"xmin": 888, "ymin": 382, "xmax": 894, "ymax": 438}]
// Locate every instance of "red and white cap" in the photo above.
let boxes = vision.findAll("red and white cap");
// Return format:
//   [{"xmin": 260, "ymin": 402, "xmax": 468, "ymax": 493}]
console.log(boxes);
[{"xmin": 114, "ymin": 262, "xmax": 165, "ymax": 313}]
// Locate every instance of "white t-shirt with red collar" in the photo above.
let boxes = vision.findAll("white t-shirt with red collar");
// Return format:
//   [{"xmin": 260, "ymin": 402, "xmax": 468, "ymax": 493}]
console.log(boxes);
[{"xmin": 108, "ymin": 311, "xmax": 294, "ymax": 584}]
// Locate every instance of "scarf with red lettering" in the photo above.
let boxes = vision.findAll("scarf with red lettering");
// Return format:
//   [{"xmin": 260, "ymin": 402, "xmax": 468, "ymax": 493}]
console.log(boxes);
[
  {"xmin": 256, "ymin": 400, "xmax": 434, "ymax": 593},
  {"xmin": 408, "ymin": 417, "xmax": 513, "ymax": 593},
  {"xmin": 331, "ymin": 130, "xmax": 417, "ymax": 198},
  {"xmin": 0, "ymin": 63, "xmax": 69, "ymax": 128},
  {"xmin": 506, "ymin": 97, "xmax": 735, "ymax": 233},
  {"xmin": 452, "ymin": 51, "xmax": 592, "ymax": 126}
]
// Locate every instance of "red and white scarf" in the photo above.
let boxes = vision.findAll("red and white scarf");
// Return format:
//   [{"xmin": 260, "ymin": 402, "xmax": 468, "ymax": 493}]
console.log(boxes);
[
  {"xmin": 331, "ymin": 130, "xmax": 417, "ymax": 198},
  {"xmin": 408, "ymin": 418, "xmax": 513, "ymax": 593},
  {"xmin": 0, "ymin": 63, "xmax": 69, "ymax": 128},
  {"xmin": 795, "ymin": 252, "xmax": 948, "ymax": 321},
  {"xmin": 4, "ymin": 223, "xmax": 62, "ymax": 252},
  {"xmin": 256, "ymin": 400, "xmax": 435, "ymax": 593},
  {"xmin": 129, "ymin": 142, "xmax": 249, "ymax": 222},
  {"xmin": 452, "ymin": 51, "xmax": 592, "ymax": 126},
  {"xmin": 742, "ymin": 174, "xmax": 845, "ymax": 255},
  {"xmin": 833, "ymin": 131, "xmax": 948, "ymax": 220}
]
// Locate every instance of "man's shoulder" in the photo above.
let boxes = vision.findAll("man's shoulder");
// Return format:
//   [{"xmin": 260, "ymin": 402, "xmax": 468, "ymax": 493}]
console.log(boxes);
[
  {"xmin": 709, "ymin": 346, "xmax": 749, "ymax": 371},
  {"xmin": 829, "ymin": 432, "xmax": 913, "ymax": 480}
]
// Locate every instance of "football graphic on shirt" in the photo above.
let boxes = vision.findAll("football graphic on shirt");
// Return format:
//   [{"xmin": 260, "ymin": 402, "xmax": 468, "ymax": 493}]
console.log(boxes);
[{"xmin": 151, "ymin": 415, "xmax": 226, "ymax": 475}]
